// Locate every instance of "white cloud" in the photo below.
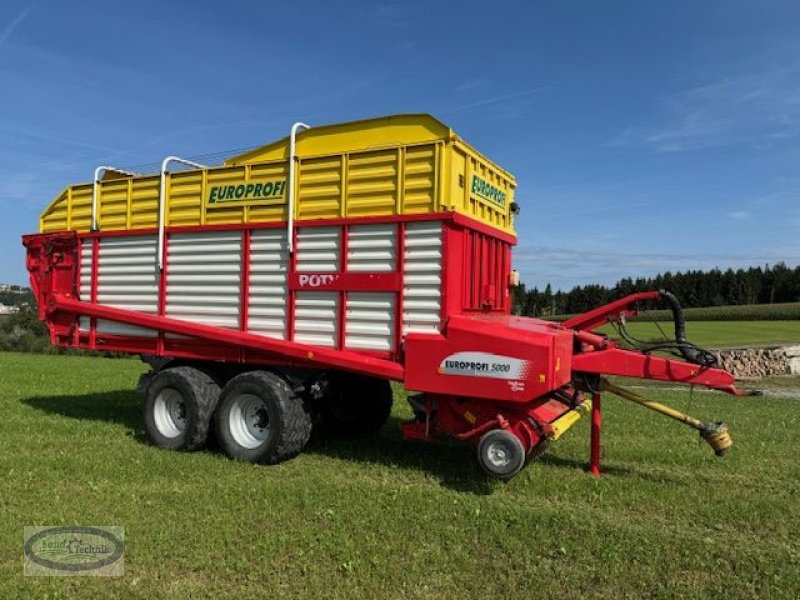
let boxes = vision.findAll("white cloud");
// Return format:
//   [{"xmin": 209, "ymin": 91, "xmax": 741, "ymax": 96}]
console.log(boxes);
[
  {"xmin": 611, "ymin": 63, "xmax": 800, "ymax": 153},
  {"xmin": 439, "ymin": 86, "xmax": 551, "ymax": 116},
  {"xmin": 456, "ymin": 79, "xmax": 482, "ymax": 92},
  {"xmin": 0, "ymin": 3, "xmax": 35, "ymax": 50}
]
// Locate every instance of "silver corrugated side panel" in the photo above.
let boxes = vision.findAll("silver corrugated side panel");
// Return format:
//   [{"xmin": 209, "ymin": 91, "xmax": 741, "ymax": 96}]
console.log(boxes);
[
  {"xmin": 402, "ymin": 221, "xmax": 442, "ymax": 334},
  {"xmin": 166, "ymin": 231, "xmax": 241, "ymax": 329},
  {"xmin": 294, "ymin": 291, "xmax": 339, "ymax": 347},
  {"xmin": 296, "ymin": 226, "xmax": 340, "ymax": 272},
  {"xmin": 95, "ymin": 235, "xmax": 159, "ymax": 337},
  {"xmin": 248, "ymin": 229, "xmax": 288, "ymax": 339},
  {"xmin": 345, "ymin": 292, "xmax": 395, "ymax": 351},
  {"xmin": 347, "ymin": 223, "xmax": 396, "ymax": 272}
]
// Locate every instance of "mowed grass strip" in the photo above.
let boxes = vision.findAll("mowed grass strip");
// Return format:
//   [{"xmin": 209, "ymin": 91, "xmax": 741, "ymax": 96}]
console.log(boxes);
[
  {"xmin": 0, "ymin": 352, "xmax": 799, "ymax": 599},
  {"xmin": 600, "ymin": 320, "xmax": 800, "ymax": 348}
]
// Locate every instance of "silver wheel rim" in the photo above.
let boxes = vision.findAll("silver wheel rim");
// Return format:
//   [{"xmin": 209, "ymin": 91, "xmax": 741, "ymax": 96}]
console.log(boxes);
[
  {"xmin": 154, "ymin": 388, "xmax": 187, "ymax": 438},
  {"xmin": 486, "ymin": 439, "xmax": 514, "ymax": 469},
  {"xmin": 229, "ymin": 393, "xmax": 270, "ymax": 450}
]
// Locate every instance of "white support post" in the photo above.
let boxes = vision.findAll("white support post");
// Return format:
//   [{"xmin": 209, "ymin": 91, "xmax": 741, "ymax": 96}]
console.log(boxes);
[
  {"xmin": 287, "ymin": 122, "xmax": 310, "ymax": 253},
  {"xmin": 158, "ymin": 156, "xmax": 208, "ymax": 270}
]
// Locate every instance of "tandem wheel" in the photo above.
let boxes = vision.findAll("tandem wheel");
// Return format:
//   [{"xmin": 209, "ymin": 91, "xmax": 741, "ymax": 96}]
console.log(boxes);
[
  {"xmin": 143, "ymin": 366, "xmax": 221, "ymax": 451},
  {"xmin": 215, "ymin": 370, "xmax": 312, "ymax": 464}
]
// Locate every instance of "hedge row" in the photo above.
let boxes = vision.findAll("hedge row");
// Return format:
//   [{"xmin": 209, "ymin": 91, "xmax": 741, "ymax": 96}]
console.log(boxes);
[{"xmin": 0, "ymin": 305, "xmax": 125, "ymax": 357}]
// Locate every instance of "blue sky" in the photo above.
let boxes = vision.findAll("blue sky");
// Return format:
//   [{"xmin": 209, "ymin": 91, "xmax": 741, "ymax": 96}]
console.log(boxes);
[{"xmin": 1, "ymin": 1, "xmax": 799, "ymax": 290}]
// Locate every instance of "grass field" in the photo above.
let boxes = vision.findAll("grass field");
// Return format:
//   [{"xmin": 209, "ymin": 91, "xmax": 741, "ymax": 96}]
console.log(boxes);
[
  {"xmin": 632, "ymin": 302, "xmax": 800, "ymax": 321},
  {"xmin": 552, "ymin": 302, "xmax": 800, "ymax": 322},
  {"xmin": 599, "ymin": 320, "xmax": 800, "ymax": 348},
  {"xmin": 1, "ymin": 352, "xmax": 799, "ymax": 598}
]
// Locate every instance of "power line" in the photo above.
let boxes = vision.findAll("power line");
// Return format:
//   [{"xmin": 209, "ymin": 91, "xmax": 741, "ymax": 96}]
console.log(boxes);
[{"xmin": 118, "ymin": 143, "xmax": 264, "ymax": 174}]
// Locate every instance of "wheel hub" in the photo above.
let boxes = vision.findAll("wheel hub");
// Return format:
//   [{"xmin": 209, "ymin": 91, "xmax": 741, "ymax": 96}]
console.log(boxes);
[
  {"xmin": 153, "ymin": 388, "xmax": 187, "ymax": 439},
  {"xmin": 229, "ymin": 393, "xmax": 271, "ymax": 450},
  {"xmin": 486, "ymin": 441, "xmax": 512, "ymax": 468}
]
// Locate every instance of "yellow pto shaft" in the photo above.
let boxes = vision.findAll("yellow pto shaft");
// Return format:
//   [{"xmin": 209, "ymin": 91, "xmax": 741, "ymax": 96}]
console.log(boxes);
[
  {"xmin": 548, "ymin": 398, "xmax": 592, "ymax": 440},
  {"xmin": 598, "ymin": 379, "xmax": 733, "ymax": 456}
]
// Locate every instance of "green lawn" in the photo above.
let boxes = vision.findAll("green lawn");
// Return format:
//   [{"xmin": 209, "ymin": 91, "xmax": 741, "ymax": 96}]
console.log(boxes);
[
  {"xmin": 1, "ymin": 352, "xmax": 799, "ymax": 598},
  {"xmin": 600, "ymin": 320, "xmax": 800, "ymax": 348}
]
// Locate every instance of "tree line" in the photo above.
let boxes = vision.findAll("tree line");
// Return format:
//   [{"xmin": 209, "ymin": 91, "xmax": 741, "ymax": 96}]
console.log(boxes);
[{"xmin": 512, "ymin": 262, "xmax": 800, "ymax": 318}]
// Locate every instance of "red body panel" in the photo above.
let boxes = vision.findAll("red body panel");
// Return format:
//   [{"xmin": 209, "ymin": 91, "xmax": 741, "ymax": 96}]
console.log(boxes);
[{"xmin": 404, "ymin": 315, "xmax": 572, "ymax": 403}]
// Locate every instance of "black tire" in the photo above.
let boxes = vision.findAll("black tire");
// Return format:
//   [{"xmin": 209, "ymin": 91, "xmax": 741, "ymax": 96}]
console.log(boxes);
[
  {"xmin": 477, "ymin": 429, "xmax": 527, "ymax": 479},
  {"xmin": 143, "ymin": 366, "xmax": 221, "ymax": 451},
  {"xmin": 320, "ymin": 373, "xmax": 393, "ymax": 435},
  {"xmin": 215, "ymin": 371, "xmax": 312, "ymax": 464}
]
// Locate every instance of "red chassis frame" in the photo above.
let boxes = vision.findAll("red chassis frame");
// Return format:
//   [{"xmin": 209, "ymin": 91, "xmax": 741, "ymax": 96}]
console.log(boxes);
[{"xmin": 25, "ymin": 228, "xmax": 741, "ymax": 476}]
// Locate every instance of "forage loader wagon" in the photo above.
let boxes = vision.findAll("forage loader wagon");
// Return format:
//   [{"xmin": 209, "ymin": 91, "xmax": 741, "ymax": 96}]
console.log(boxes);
[{"xmin": 24, "ymin": 114, "xmax": 741, "ymax": 478}]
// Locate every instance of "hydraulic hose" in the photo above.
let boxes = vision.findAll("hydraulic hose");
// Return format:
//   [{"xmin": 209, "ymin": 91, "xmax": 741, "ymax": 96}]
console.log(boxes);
[{"xmin": 657, "ymin": 290, "xmax": 717, "ymax": 367}]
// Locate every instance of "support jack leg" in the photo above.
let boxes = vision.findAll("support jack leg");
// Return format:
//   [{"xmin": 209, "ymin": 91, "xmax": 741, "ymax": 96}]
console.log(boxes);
[{"xmin": 590, "ymin": 392, "xmax": 601, "ymax": 477}]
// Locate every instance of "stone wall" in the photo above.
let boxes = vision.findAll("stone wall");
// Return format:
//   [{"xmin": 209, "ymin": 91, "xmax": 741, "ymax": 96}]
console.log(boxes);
[{"xmin": 713, "ymin": 345, "xmax": 800, "ymax": 379}]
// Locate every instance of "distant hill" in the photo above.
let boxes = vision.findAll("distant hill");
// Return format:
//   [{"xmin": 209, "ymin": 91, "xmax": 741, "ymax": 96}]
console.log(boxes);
[{"xmin": 0, "ymin": 286, "xmax": 33, "ymax": 308}]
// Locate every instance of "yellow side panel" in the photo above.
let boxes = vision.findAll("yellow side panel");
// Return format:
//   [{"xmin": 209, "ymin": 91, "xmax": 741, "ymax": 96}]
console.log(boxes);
[
  {"xmin": 205, "ymin": 207, "xmax": 245, "ymax": 225},
  {"xmin": 129, "ymin": 177, "xmax": 160, "ymax": 229},
  {"xmin": 167, "ymin": 171, "xmax": 203, "ymax": 227},
  {"xmin": 36, "ymin": 116, "xmax": 516, "ymax": 238},
  {"xmin": 401, "ymin": 144, "xmax": 436, "ymax": 215},
  {"xmin": 40, "ymin": 189, "xmax": 69, "ymax": 232},
  {"xmin": 205, "ymin": 168, "xmax": 246, "ymax": 225},
  {"xmin": 97, "ymin": 180, "xmax": 129, "ymax": 231},
  {"xmin": 248, "ymin": 162, "xmax": 289, "ymax": 222},
  {"xmin": 228, "ymin": 114, "xmax": 451, "ymax": 165},
  {"xmin": 295, "ymin": 121, "xmax": 443, "ymax": 161},
  {"xmin": 298, "ymin": 156, "xmax": 342, "ymax": 220},
  {"xmin": 448, "ymin": 147, "xmax": 467, "ymax": 212},
  {"xmin": 458, "ymin": 142, "xmax": 516, "ymax": 235},
  {"xmin": 70, "ymin": 185, "xmax": 93, "ymax": 232},
  {"xmin": 346, "ymin": 149, "xmax": 397, "ymax": 217}
]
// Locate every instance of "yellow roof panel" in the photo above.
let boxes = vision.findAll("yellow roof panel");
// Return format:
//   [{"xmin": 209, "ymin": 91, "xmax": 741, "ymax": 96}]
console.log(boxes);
[{"xmin": 226, "ymin": 114, "xmax": 453, "ymax": 165}]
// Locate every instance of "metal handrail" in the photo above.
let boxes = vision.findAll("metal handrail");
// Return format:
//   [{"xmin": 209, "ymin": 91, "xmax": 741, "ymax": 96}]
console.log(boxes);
[
  {"xmin": 157, "ymin": 156, "xmax": 207, "ymax": 270},
  {"xmin": 91, "ymin": 166, "xmax": 140, "ymax": 231}
]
